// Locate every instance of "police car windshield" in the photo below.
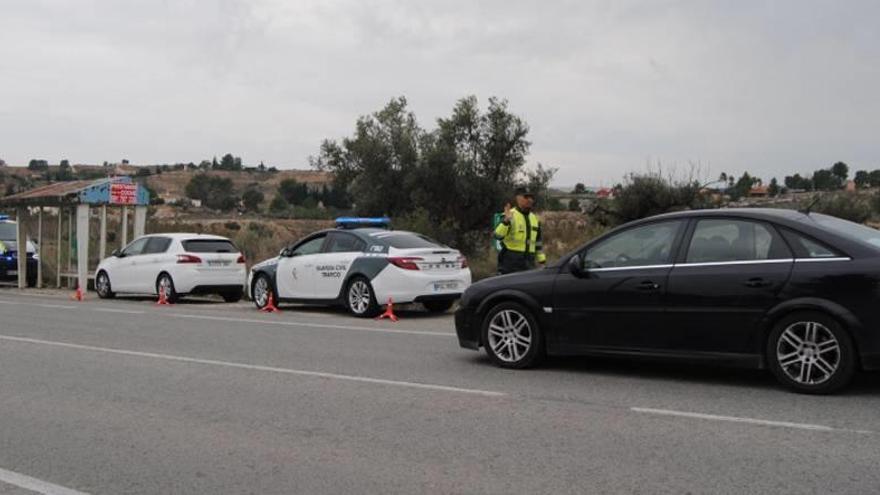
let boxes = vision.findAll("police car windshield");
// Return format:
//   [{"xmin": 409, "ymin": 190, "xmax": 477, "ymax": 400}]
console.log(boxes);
[
  {"xmin": 382, "ymin": 233, "xmax": 443, "ymax": 249},
  {"xmin": 0, "ymin": 223, "xmax": 16, "ymax": 240}
]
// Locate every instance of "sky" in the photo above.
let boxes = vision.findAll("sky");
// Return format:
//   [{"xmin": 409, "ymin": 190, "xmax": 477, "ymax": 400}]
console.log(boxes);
[{"xmin": 1, "ymin": 0, "xmax": 879, "ymax": 187}]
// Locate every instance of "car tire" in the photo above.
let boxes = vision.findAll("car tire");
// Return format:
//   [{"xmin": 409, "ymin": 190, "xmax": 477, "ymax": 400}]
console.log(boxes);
[
  {"xmin": 251, "ymin": 274, "xmax": 273, "ymax": 310},
  {"xmin": 156, "ymin": 273, "xmax": 179, "ymax": 304},
  {"xmin": 482, "ymin": 301, "xmax": 544, "ymax": 369},
  {"xmin": 96, "ymin": 270, "xmax": 115, "ymax": 299},
  {"xmin": 767, "ymin": 311, "xmax": 856, "ymax": 394},
  {"xmin": 423, "ymin": 300, "xmax": 454, "ymax": 313},
  {"xmin": 345, "ymin": 276, "xmax": 380, "ymax": 318},
  {"xmin": 221, "ymin": 289, "xmax": 243, "ymax": 303}
]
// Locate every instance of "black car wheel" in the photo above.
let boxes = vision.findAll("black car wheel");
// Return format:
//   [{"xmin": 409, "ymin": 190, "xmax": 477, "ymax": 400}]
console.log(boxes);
[
  {"xmin": 482, "ymin": 302, "xmax": 544, "ymax": 369},
  {"xmin": 96, "ymin": 270, "xmax": 115, "ymax": 299},
  {"xmin": 251, "ymin": 274, "xmax": 273, "ymax": 309},
  {"xmin": 767, "ymin": 311, "xmax": 856, "ymax": 394},
  {"xmin": 346, "ymin": 277, "xmax": 380, "ymax": 318},
  {"xmin": 423, "ymin": 300, "xmax": 454, "ymax": 314},
  {"xmin": 156, "ymin": 273, "xmax": 179, "ymax": 304},
  {"xmin": 221, "ymin": 289, "xmax": 243, "ymax": 303}
]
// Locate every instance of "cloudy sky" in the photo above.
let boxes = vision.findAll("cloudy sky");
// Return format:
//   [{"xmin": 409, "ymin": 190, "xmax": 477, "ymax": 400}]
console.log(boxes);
[{"xmin": 1, "ymin": 0, "xmax": 878, "ymax": 186}]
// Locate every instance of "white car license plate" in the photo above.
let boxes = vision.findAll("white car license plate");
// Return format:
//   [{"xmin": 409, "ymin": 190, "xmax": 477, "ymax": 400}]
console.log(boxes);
[
  {"xmin": 207, "ymin": 260, "xmax": 230, "ymax": 267},
  {"xmin": 433, "ymin": 281, "xmax": 459, "ymax": 291}
]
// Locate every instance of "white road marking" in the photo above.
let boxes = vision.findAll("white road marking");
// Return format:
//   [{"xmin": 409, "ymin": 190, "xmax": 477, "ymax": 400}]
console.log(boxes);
[
  {"xmin": 166, "ymin": 313, "xmax": 453, "ymax": 337},
  {"xmin": 91, "ymin": 307, "xmax": 145, "ymax": 315},
  {"xmin": 631, "ymin": 407, "xmax": 874, "ymax": 434},
  {"xmin": 0, "ymin": 298, "xmax": 452, "ymax": 337},
  {"xmin": 0, "ymin": 466, "xmax": 90, "ymax": 495},
  {"xmin": 0, "ymin": 334, "xmax": 505, "ymax": 397}
]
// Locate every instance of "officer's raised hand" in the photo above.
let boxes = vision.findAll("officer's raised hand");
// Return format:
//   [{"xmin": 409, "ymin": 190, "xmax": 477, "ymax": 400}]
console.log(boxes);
[{"xmin": 503, "ymin": 203, "xmax": 513, "ymax": 224}]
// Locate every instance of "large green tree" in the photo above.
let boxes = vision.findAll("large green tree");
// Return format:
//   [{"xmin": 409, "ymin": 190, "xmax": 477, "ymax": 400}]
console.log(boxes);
[{"xmin": 312, "ymin": 96, "xmax": 547, "ymax": 253}]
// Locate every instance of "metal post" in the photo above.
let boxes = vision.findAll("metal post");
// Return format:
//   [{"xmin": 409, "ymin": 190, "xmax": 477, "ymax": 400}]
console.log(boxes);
[
  {"xmin": 15, "ymin": 208, "xmax": 26, "ymax": 289},
  {"xmin": 76, "ymin": 204, "xmax": 89, "ymax": 295},
  {"xmin": 56, "ymin": 207, "xmax": 62, "ymax": 288},
  {"xmin": 37, "ymin": 207, "xmax": 43, "ymax": 289},
  {"xmin": 133, "ymin": 206, "xmax": 147, "ymax": 238},
  {"xmin": 67, "ymin": 208, "xmax": 74, "ymax": 288},
  {"xmin": 99, "ymin": 205, "xmax": 107, "ymax": 261},
  {"xmin": 121, "ymin": 206, "xmax": 128, "ymax": 247}
]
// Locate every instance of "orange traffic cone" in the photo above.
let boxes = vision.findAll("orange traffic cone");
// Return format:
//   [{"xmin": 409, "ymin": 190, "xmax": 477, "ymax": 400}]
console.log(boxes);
[
  {"xmin": 70, "ymin": 283, "xmax": 84, "ymax": 302},
  {"xmin": 156, "ymin": 285, "xmax": 173, "ymax": 306},
  {"xmin": 376, "ymin": 297, "xmax": 398, "ymax": 322},
  {"xmin": 260, "ymin": 291, "xmax": 280, "ymax": 313}
]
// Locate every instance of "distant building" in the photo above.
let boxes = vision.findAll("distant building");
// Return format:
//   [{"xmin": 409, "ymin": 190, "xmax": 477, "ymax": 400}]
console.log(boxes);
[
  {"xmin": 749, "ymin": 185, "xmax": 769, "ymax": 198},
  {"xmin": 846, "ymin": 180, "xmax": 857, "ymax": 192}
]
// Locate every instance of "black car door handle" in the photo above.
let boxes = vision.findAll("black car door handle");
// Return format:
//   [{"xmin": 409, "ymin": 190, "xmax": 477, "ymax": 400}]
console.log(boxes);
[
  {"xmin": 745, "ymin": 278, "xmax": 772, "ymax": 288},
  {"xmin": 637, "ymin": 280, "xmax": 660, "ymax": 291}
]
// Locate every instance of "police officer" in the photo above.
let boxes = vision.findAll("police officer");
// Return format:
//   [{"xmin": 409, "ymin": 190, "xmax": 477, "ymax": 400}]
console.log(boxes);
[{"xmin": 495, "ymin": 186, "xmax": 546, "ymax": 274}]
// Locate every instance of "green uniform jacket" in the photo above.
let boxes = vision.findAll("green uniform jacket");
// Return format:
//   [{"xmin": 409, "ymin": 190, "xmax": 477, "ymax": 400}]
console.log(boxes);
[{"xmin": 494, "ymin": 208, "xmax": 546, "ymax": 263}]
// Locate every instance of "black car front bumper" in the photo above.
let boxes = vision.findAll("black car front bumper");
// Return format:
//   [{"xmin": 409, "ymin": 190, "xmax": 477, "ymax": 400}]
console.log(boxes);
[{"xmin": 454, "ymin": 306, "xmax": 481, "ymax": 350}]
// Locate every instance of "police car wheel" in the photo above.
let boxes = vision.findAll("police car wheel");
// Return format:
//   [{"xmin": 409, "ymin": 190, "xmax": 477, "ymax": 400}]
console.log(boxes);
[
  {"xmin": 482, "ymin": 302, "xmax": 545, "ymax": 369},
  {"xmin": 251, "ymin": 274, "xmax": 272, "ymax": 309},
  {"xmin": 156, "ymin": 273, "xmax": 179, "ymax": 303},
  {"xmin": 346, "ymin": 277, "xmax": 379, "ymax": 317},
  {"xmin": 96, "ymin": 271, "xmax": 115, "ymax": 299}
]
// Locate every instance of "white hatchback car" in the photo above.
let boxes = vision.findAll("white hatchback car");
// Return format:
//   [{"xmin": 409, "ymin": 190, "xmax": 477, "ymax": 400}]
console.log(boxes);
[{"xmin": 95, "ymin": 233, "xmax": 246, "ymax": 303}]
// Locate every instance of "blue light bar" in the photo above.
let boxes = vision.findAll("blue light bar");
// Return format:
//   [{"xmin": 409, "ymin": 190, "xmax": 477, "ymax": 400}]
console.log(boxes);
[
  {"xmin": 335, "ymin": 217, "xmax": 391, "ymax": 229},
  {"xmin": 0, "ymin": 215, "xmax": 9, "ymax": 221}
]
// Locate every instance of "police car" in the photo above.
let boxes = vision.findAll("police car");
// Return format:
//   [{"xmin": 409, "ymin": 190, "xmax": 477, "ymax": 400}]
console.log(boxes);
[
  {"xmin": 0, "ymin": 215, "xmax": 37, "ymax": 287},
  {"xmin": 248, "ymin": 218, "xmax": 472, "ymax": 316}
]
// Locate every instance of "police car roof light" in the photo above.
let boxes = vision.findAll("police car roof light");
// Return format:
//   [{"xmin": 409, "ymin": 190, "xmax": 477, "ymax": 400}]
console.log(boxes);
[
  {"xmin": 335, "ymin": 217, "xmax": 391, "ymax": 229},
  {"xmin": 0, "ymin": 215, "xmax": 9, "ymax": 221}
]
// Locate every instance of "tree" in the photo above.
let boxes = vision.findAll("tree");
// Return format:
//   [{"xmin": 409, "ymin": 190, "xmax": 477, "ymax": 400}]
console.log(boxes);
[
  {"xmin": 278, "ymin": 178, "xmax": 309, "ymax": 205},
  {"xmin": 768, "ymin": 177, "xmax": 780, "ymax": 197},
  {"xmin": 573, "ymin": 183, "xmax": 586, "ymax": 194},
  {"xmin": 568, "ymin": 198, "xmax": 582, "ymax": 211},
  {"xmin": 831, "ymin": 161, "xmax": 849, "ymax": 184},
  {"xmin": 185, "ymin": 174, "xmax": 237, "ymax": 211},
  {"xmin": 0, "ymin": 158, "xmax": 7, "ymax": 167},
  {"xmin": 728, "ymin": 172, "xmax": 758, "ymax": 201},
  {"xmin": 812, "ymin": 169, "xmax": 838, "ymax": 191},
  {"xmin": 242, "ymin": 188, "xmax": 264, "ymax": 212},
  {"xmin": 869, "ymin": 170, "xmax": 880, "ymax": 187},
  {"xmin": 27, "ymin": 159, "xmax": 49, "ymax": 171},
  {"xmin": 312, "ymin": 95, "xmax": 542, "ymax": 253},
  {"xmin": 269, "ymin": 194, "xmax": 288, "ymax": 214},
  {"xmin": 854, "ymin": 170, "xmax": 870, "ymax": 188},
  {"xmin": 59, "ymin": 159, "xmax": 70, "ymax": 168},
  {"xmin": 57, "ymin": 159, "xmax": 74, "ymax": 181}
]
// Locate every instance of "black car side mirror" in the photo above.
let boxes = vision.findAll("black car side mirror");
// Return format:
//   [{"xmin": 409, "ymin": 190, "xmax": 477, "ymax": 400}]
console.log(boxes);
[{"xmin": 568, "ymin": 254, "xmax": 586, "ymax": 278}]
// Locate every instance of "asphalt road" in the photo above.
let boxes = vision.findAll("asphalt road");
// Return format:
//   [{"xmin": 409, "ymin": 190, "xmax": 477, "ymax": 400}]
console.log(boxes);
[{"xmin": 0, "ymin": 288, "xmax": 879, "ymax": 494}]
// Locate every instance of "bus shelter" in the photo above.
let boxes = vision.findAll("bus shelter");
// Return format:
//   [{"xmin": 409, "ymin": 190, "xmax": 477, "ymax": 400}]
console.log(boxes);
[{"xmin": 0, "ymin": 177, "xmax": 150, "ymax": 292}]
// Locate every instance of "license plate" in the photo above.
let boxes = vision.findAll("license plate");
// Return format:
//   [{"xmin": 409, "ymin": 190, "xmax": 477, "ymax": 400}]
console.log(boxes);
[
  {"xmin": 207, "ymin": 260, "xmax": 230, "ymax": 267},
  {"xmin": 426, "ymin": 263, "xmax": 457, "ymax": 270},
  {"xmin": 7, "ymin": 270, "xmax": 16, "ymax": 276},
  {"xmin": 433, "ymin": 281, "xmax": 459, "ymax": 291}
]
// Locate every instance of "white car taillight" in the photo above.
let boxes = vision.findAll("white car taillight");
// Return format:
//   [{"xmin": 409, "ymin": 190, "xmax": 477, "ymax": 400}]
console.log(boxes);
[{"xmin": 177, "ymin": 254, "xmax": 202, "ymax": 264}]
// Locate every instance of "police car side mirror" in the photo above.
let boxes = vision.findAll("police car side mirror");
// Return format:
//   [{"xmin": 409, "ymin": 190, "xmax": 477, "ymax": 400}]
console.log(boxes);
[
  {"xmin": 111, "ymin": 249, "xmax": 123, "ymax": 258},
  {"xmin": 280, "ymin": 248, "xmax": 292, "ymax": 257},
  {"xmin": 568, "ymin": 254, "xmax": 587, "ymax": 278}
]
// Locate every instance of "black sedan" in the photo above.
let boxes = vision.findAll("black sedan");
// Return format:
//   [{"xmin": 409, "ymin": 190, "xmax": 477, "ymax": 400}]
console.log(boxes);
[{"xmin": 455, "ymin": 208, "xmax": 880, "ymax": 394}]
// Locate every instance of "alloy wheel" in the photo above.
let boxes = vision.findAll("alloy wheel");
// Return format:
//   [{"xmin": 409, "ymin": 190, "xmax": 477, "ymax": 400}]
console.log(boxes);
[
  {"xmin": 486, "ymin": 309, "xmax": 533, "ymax": 363},
  {"xmin": 96, "ymin": 273, "xmax": 110, "ymax": 296},
  {"xmin": 253, "ymin": 276, "xmax": 269, "ymax": 307},
  {"xmin": 776, "ymin": 321, "xmax": 841, "ymax": 386},
  {"xmin": 348, "ymin": 280, "xmax": 371, "ymax": 314}
]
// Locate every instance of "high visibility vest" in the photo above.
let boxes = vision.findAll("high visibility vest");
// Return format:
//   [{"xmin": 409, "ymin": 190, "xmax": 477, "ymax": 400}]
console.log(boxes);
[{"xmin": 494, "ymin": 208, "xmax": 546, "ymax": 263}]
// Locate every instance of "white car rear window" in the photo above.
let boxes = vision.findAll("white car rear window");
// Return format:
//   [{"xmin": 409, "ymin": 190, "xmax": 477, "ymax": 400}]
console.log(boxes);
[{"xmin": 182, "ymin": 239, "xmax": 238, "ymax": 253}]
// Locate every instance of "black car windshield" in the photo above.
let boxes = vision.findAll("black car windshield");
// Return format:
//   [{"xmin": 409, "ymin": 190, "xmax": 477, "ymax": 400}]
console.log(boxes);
[
  {"xmin": 0, "ymin": 223, "xmax": 15, "ymax": 240},
  {"xmin": 805, "ymin": 213, "xmax": 880, "ymax": 248}
]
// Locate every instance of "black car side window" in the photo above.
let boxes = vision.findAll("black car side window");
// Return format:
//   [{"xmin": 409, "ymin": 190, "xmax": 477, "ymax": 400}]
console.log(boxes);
[
  {"xmin": 780, "ymin": 229, "xmax": 843, "ymax": 258},
  {"xmin": 686, "ymin": 219, "xmax": 791, "ymax": 263},
  {"xmin": 583, "ymin": 221, "xmax": 682, "ymax": 269}
]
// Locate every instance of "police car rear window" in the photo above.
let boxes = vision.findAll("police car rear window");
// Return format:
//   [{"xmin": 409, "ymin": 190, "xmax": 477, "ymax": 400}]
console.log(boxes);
[
  {"xmin": 379, "ymin": 233, "xmax": 442, "ymax": 249},
  {"xmin": 182, "ymin": 239, "xmax": 238, "ymax": 253}
]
